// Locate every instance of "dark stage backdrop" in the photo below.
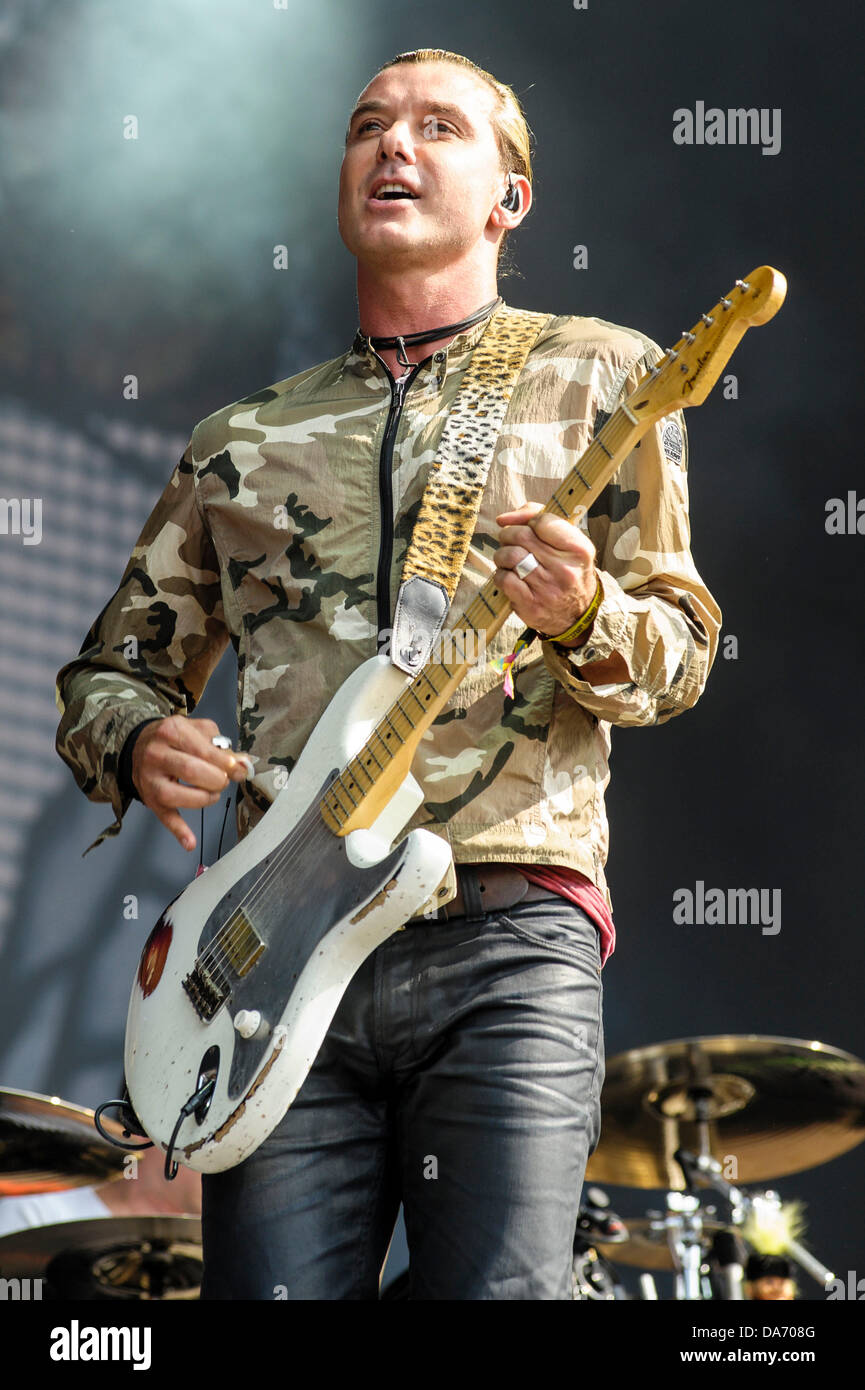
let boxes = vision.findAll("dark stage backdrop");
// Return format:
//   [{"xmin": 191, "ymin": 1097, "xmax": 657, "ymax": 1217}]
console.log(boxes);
[{"xmin": 0, "ymin": 0, "xmax": 862, "ymax": 1301}]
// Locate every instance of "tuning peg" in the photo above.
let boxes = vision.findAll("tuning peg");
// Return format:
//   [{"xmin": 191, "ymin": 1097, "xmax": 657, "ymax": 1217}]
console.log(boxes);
[
  {"xmin": 720, "ymin": 297, "xmax": 732, "ymax": 310},
  {"xmin": 682, "ymin": 331, "xmax": 696, "ymax": 343},
  {"xmin": 701, "ymin": 313, "xmax": 714, "ymax": 326},
  {"xmin": 735, "ymin": 278, "xmax": 750, "ymax": 290}
]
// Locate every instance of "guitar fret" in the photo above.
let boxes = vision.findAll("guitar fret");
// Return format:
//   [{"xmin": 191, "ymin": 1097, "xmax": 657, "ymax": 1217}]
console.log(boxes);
[
  {"xmin": 372, "ymin": 729, "xmax": 394, "ymax": 762},
  {"xmin": 407, "ymin": 685, "xmax": 426, "ymax": 717},
  {"xmin": 460, "ymin": 621, "xmax": 480, "ymax": 659},
  {"xmin": 327, "ymin": 786, "xmax": 351, "ymax": 820},
  {"xmin": 421, "ymin": 669, "xmax": 441, "ymax": 697},
  {"xmin": 339, "ymin": 775, "xmax": 360, "ymax": 806},
  {"xmin": 348, "ymin": 757, "xmax": 374, "ymax": 790},
  {"xmin": 382, "ymin": 711, "xmax": 405, "ymax": 745},
  {"xmin": 397, "ymin": 694, "xmax": 417, "ymax": 726}
]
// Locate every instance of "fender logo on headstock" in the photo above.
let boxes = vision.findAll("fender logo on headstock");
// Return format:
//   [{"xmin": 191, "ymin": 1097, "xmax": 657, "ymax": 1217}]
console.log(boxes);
[{"xmin": 682, "ymin": 349, "xmax": 712, "ymax": 396}]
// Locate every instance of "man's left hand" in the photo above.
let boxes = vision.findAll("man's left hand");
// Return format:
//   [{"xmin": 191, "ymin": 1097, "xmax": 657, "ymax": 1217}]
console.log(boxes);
[{"xmin": 494, "ymin": 502, "xmax": 597, "ymax": 641}]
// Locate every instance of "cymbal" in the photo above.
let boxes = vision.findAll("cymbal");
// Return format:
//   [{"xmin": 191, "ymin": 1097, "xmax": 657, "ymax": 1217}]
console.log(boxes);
[
  {"xmin": 585, "ymin": 1035, "xmax": 865, "ymax": 1189},
  {"xmin": 0, "ymin": 1215, "xmax": 202, "ymax": 1300},
  {"xmin": 595, "ymin": 1217, "xmax": 725, "ymax": 1271},
  {"xmin": 0, "ymin": 1088, "xmax": 128, "ymax": 1195}
]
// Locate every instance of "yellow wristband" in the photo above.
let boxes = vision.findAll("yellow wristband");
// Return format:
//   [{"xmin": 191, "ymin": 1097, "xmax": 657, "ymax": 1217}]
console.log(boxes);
[{"xmin": 542, "ymin": 577, "xmax": 602, "ymax": 644}]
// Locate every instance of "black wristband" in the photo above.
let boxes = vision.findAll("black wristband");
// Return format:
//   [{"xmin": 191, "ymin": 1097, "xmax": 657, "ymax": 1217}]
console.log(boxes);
[{"xmin": 117, "ymin": 718, "xmax": 163, "ymax": 802}]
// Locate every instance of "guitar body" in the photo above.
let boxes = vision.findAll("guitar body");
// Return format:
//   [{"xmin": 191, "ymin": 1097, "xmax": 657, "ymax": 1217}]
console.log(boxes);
[{"xmin": 124, "ymin": 655, "xmax": 452, "ymax": 1174}]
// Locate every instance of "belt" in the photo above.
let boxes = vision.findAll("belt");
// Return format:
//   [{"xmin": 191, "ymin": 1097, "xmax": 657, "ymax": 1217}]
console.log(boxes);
[{"xmin": 406, "ymin": 864, "xmax": 559, "ymax": 924}]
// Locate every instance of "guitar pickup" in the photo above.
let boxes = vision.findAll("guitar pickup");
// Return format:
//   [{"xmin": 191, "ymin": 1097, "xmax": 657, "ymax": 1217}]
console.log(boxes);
[{"xmin": 216, "ymin": 910, "xmax": 266, "ymax": 977}]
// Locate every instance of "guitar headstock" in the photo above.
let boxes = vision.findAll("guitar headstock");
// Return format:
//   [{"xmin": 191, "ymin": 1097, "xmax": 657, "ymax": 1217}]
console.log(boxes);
[{"xmin": 627, "ymin": 266, "xmax": 787, "ymax": 420}]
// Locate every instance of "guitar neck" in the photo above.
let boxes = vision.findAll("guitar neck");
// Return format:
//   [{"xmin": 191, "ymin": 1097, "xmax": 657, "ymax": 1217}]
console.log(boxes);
[{"xmin": 319, "ymin": 401, "xmax": 645, "ymax": 835}]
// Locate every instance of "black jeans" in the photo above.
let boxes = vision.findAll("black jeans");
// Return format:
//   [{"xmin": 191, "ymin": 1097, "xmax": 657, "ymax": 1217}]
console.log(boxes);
[{"xmin": 200, "ymin": 898, "xmax": 605, "ymax": 1300}]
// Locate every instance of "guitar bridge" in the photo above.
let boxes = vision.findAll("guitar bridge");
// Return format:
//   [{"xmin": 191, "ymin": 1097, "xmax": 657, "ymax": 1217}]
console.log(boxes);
[{"xmin": 182, "ymin": 961, "xmax": 228, "ymax": 1021}]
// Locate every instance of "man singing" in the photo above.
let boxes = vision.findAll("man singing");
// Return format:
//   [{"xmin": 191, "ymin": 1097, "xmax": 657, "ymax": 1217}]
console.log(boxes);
[{"xmin": 56, "ymin": 49, "xmax": 720, "ymax": 1299}]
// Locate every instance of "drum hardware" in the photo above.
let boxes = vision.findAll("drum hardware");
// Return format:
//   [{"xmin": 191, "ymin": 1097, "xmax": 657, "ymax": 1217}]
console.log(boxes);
[
  {"xmin": 571, "ymin": 1242, "xmax": 628, "ymax": 1300},
  {"xmin": 677, "ymin": 1157, "xmax": 837, "ymax": 1293},
  {"xmin": 572, "ymin": 1186, "xmax": 630, "ymax": 1299},
  {"xmin": 0, "ymin": 1215, "xmax": 202, "ymax": 1299},
  {"xmin": 575, "ymin": 1184, "xmax": 628, "ymax": 1244}
]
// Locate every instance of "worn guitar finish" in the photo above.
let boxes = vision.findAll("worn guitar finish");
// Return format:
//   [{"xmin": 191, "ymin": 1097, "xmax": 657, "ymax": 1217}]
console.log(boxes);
[{"xmin": 125, "ymin": 268, "xmax": 787, "ymax": 1174}]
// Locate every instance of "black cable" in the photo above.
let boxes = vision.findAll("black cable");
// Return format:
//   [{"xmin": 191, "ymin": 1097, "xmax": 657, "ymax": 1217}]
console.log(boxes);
[
  {"xmin": 93, "ymin": 1098, "xmax": 154, "ymax": 1151},
  {"xmin": 216, "ymin": 791, "xmax": 233, "ymax": 860},
  {"xmin": 163, "ymin": 1076, "xmax": 216, "ymax": 1180}
]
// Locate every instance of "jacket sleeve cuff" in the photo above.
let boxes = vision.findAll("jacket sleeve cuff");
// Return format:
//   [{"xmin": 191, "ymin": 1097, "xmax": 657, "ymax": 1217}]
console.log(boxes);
[
  {"xmin": 545, "ymin": 569, "xmax": 629, "ymax": 667},
  {"xmin": 117, "ymin": 717, "xmax": 164, "ymax": 802},
  {"xmin": 80, "ymin": 704, "xmax": 167, "ymax": 855}
]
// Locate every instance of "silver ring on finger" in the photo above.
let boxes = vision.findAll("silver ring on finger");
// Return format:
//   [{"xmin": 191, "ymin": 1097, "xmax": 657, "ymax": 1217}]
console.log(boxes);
[{"xmin": 515, "ymin": 552, "xmax": 540, "ymax": 580}]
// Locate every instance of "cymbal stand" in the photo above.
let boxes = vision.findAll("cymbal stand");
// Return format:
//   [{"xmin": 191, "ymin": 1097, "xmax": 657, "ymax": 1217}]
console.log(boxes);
[{"xmin": 675, "ymin": 1153, "xmax": 837, "ymax": 1293}]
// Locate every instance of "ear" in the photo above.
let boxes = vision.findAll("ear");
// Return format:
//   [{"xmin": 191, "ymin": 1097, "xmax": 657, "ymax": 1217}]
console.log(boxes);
[{"xmin": 489, "ymin": 174, "xmax": 533, "ymax": 231}]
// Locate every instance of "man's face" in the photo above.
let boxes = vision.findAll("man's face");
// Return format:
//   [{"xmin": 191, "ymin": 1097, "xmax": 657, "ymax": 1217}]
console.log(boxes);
[{"xmin": 338, "ymin": 62, "xmax": 507, "ymax": 273}]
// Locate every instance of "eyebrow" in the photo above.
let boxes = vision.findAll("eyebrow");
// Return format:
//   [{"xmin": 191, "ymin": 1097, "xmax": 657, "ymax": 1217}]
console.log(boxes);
[{"xmin": 346, "ymin": 98, "xmax": 476, "ymax": 139}]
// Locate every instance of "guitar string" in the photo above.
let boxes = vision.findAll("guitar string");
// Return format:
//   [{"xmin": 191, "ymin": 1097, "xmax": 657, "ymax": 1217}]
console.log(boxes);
[{"xmin": 191, "ymin": 408, "xmax": 644, "ymax": 980}]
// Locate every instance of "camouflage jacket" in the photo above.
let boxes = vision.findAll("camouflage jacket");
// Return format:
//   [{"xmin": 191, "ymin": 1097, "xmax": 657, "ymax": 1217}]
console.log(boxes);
[{"xmin": 55, "ymin": 302, "xmax": 721, "ymax": 906}]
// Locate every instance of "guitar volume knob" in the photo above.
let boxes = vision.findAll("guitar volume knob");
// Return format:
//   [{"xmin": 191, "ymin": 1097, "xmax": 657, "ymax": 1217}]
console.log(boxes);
[{"xmin": 234, "ymin": 1009, "xmax": 263, "ymax": 1039}]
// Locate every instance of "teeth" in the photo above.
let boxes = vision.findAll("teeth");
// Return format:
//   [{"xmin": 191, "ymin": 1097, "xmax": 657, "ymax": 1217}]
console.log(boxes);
[{"xmin": 373, "ymin": 182, "xmax": 415, "ymax": 198}]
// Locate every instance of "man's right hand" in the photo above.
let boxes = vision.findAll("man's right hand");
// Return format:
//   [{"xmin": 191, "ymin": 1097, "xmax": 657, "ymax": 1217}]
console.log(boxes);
[{"xmin": 131, "ymin": 715, "xmax": 248, "ymax": 851}]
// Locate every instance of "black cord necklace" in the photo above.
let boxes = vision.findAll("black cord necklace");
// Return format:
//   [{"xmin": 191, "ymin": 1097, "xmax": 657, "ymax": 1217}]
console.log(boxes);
[{"xmin": 363, "ymin": 296, "xmax": 502, "ymax": 368}]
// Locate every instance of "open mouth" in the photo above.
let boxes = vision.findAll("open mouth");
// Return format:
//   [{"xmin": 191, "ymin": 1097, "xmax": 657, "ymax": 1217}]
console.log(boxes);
[{"xmin": 369, "ymin": 182, "xmax": 418, "ymax": 202}]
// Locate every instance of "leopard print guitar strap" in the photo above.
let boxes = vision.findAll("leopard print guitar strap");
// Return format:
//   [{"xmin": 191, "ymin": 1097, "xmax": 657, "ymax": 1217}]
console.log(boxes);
[{"xmin": 391, "ymin": 305, "xmax": 552, "ymax": 676}]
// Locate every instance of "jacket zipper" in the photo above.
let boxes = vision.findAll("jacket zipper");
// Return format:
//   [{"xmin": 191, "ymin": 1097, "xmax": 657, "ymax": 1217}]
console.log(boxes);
[{"xmin": 374, "ymin": 359, "xmax": 423, "ymax": 649}]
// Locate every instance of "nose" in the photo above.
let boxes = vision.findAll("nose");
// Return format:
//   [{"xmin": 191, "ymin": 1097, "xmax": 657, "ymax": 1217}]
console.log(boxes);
[{"xmin": 377, "ymin": 120, "xmax": 416, "ymax": 166}]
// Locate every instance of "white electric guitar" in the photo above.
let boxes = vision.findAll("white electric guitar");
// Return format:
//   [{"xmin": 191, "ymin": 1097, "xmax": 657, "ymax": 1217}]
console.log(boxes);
[{"xmin": 124, "ymin": 268, "xmax": 786, "ymax": 1173}]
